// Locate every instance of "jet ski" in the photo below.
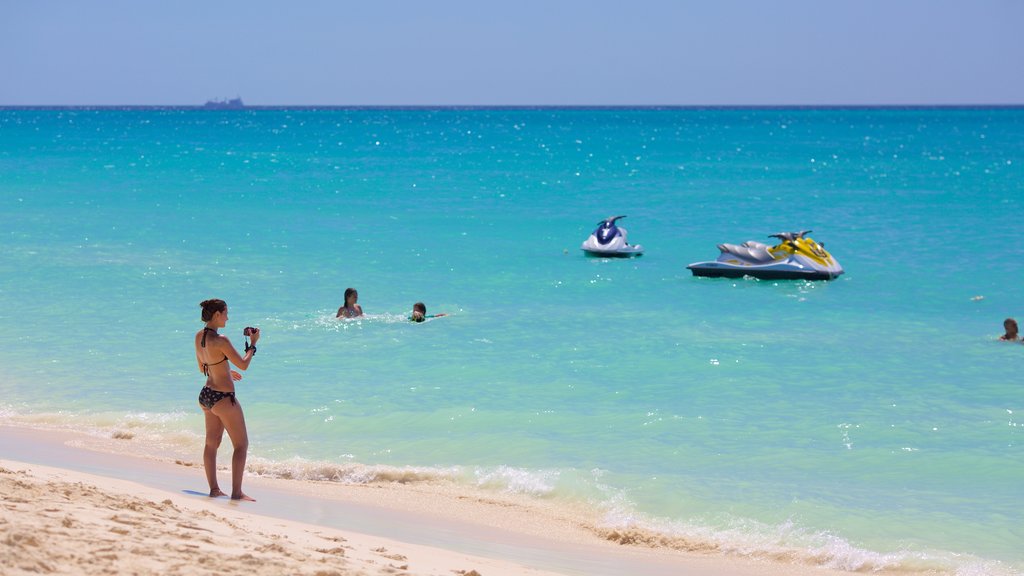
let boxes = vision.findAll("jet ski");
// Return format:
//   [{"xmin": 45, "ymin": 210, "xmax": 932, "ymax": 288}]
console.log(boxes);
[
  {"xmin": 581, "ymin": 215, "xmax": 644, "ymax": 257},
  {"xmin": 687, "ymin": 230, "xmax": 843, "ymax": 280}
]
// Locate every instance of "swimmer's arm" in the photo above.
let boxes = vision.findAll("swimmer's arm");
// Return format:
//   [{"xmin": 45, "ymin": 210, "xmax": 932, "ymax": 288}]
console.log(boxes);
[{"xmin": 336, "ymin": 307, "xmax": 347, "ymax": 318}]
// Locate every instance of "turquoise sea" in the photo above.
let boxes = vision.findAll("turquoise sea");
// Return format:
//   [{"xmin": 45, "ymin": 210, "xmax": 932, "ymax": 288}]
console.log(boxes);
[{"xmin": 1, "ymin": 107, "xmax": 1022, "ymax": 574}]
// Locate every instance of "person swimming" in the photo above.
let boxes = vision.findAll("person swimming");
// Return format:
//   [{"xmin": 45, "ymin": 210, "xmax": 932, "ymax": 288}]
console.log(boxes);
[
  {"xmin": 1000, "ymin": 317, "xmax": 1019, "ymax": 341},
  {"xmin": 410, "ymin": 301, "xmax": 447, "ymax": 323},
  {"xmin": 336, "ymin": 287, "xmax": 364, "ymax": 318}
]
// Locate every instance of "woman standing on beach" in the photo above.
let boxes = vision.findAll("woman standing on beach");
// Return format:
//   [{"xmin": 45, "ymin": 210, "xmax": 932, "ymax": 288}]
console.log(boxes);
[
  {"xmin": 195, "ymin": 299, "xmax": 259, "ymax": 501},
  {"xmin": 336, "ymin": 287, "xmax": 364, "ymax": 318}
]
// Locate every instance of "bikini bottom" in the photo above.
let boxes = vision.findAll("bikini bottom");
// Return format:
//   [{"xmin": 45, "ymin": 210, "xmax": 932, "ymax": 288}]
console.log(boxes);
[{"xmin": 198, "ymin": 386, "xmax": 236, "ymax": 410}]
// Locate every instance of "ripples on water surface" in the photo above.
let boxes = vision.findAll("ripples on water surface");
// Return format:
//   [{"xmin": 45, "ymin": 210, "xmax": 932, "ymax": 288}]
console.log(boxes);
[{"xmin": 1, "ymin": 107, "xmax": 1022, "ymax": 574}]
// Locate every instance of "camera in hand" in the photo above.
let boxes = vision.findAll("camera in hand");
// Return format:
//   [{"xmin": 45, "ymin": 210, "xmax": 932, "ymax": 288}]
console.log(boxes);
[{"xmin": 243, "ymin": 326, "xmax": 258, "ymax": 336}]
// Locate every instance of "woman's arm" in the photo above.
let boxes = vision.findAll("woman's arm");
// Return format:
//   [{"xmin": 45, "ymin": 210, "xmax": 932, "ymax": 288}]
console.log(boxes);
[{"xmin": 217, "ymin": 332, "xmax": 259, "ymax": 371}]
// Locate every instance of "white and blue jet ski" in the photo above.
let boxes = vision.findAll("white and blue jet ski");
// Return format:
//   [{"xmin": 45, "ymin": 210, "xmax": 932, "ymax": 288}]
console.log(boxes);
[
  {"xmin": 687, "ymin": 230, "xmax": 843, "ymax": 280},
  {"xmin": 581, "ymin": 215, "xmax": 644, "ymax": 257}
]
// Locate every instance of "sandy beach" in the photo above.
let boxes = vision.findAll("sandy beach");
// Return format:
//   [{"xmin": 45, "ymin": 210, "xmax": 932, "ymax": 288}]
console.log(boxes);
[
  {"xmin": 0, "ymin": 424, "xmax": 866, "ymax": 576},
  {"xmin": 1, "ymin": 459, "xmax": 566, "ymax": 576}
]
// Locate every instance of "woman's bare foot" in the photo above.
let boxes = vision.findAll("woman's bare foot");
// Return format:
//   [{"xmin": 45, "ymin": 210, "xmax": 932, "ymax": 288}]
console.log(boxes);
[
  {"xmin": 209, "ymin": 488, "xmax": 228, "ymax": 498},
  {"xmin": 231, "ymin": 492, "xmax": 256, "ymax": 502}
]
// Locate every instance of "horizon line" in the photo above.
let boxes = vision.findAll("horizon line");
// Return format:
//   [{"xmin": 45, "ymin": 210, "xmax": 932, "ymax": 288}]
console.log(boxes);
[{"xmin": 2, "ymin": 103, "xmax": 1023, "ymax": 111}]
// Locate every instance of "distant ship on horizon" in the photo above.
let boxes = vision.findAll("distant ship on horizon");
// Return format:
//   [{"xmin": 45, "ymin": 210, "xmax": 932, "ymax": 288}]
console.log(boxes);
[{"xmin": 202, "ymin": 97, "xmax": 244, "ymax": 109}]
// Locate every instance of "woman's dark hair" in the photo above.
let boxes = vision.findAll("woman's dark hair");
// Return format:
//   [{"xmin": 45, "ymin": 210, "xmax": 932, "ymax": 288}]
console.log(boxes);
[
  {"xmin": 413, "ymin": 302, "xmax": 426, "ymax": 314},
  {"xmin": 200, "ymin": 299, "xmax": 227, "ymax": 322},
  {"xmin": 344, "ymin": 288, "xmax": 357, "ymax": 305}
]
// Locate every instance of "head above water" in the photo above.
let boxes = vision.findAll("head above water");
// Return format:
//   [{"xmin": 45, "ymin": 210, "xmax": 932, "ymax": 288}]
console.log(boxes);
[
  {"xmin": 200, "ymin": 299, "xmax": 227, "ymax": 323},
  {"xmin": 1004, "ymin": 318, "xmax": 1018, "ymax": 334},
  {"xmin": 344, "ymin": 287, "xmax": 358, "ymax": 306}
]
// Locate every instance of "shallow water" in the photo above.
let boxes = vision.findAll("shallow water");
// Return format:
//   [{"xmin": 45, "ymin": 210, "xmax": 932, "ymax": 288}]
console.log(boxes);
[{"xmin": 1, "ymin": 107, "xmax": 1022, "ymax": 574}]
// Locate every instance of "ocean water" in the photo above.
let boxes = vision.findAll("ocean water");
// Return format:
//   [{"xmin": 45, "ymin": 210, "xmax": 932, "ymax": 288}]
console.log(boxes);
[{"xmin": 1, "ymin": 107, "xmax": 1022, "ymax": 574}]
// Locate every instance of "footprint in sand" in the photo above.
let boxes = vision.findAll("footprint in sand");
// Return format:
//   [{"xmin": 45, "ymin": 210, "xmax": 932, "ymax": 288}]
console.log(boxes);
[{"xmin": 371, "ymin": 547, "xmax": 408, "ymax": 562}]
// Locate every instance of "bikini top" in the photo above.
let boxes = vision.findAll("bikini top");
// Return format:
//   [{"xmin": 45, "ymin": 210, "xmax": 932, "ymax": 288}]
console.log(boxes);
[{"xmin": 201, "ymin": 327, "xmax": 228, "ymax": 376}]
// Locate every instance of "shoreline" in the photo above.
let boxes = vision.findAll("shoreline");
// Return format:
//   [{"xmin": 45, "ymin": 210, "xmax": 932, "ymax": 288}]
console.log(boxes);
[
  {"xmin": 2, "ymin": 459, "xmax": 564, "ymax": 576},
  {"xmin": 1, "ymin": 424, "xmax": 855, "ymax": 576}
]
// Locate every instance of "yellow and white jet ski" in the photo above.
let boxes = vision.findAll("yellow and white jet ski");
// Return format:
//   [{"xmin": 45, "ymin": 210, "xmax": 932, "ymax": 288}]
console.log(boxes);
[
  {"xmin": 687, "ymin": 230, "xmax": 843, "ymax": 280},
  {"xmin": 581, "ymin": 215, "xmax": 644, "ymax": 257}
]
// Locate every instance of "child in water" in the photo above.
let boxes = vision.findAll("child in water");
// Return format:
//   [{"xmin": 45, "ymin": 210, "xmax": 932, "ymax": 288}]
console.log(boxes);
[{"xmin": 410, "ymin": 302, "xmax": 446, "ymax": 323}]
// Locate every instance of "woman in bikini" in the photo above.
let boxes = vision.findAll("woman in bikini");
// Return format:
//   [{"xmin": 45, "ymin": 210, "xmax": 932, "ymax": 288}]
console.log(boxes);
[
  {"xmin": 336, "ymin": 287, "xmax": 364, "ymax": 318},
  {"xmin": 195, "ymin": 299, "xmax": 259, "ymax": 501}
]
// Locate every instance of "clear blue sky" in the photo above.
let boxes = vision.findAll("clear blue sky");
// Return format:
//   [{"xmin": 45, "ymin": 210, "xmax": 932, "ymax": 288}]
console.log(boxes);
[{"xmin": 3, "ymin": 0, "xmax": 1021, "ymax": 106}]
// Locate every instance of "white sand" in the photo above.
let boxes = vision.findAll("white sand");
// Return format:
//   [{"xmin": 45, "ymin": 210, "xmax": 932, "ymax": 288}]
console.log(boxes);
[
  {"xmin": 1, "ymin": 459, "xmax": 569, "ymax": 576},
  {"xmin": 0, "ymin": 425, "xmax": 859, "ymax": 575}
]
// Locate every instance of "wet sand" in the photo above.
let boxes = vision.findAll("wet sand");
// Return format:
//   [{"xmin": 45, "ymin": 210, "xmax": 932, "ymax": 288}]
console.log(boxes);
[{"xmin": 1, "ymin": 425, "xmax": 855, "ymax": 575}]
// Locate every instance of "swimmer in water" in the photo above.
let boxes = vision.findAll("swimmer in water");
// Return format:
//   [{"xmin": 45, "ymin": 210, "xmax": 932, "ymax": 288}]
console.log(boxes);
[
  {"xmin": 336, "ymin": 287, "xmax": 364, "ymax": 318},
  {"xmin": 1000, "ymin": 317, "xmax": 1019, "ymax": 341},
  {"xmin": 410, "ymin": 301, "xmax": 447, "ymax": 323}
]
